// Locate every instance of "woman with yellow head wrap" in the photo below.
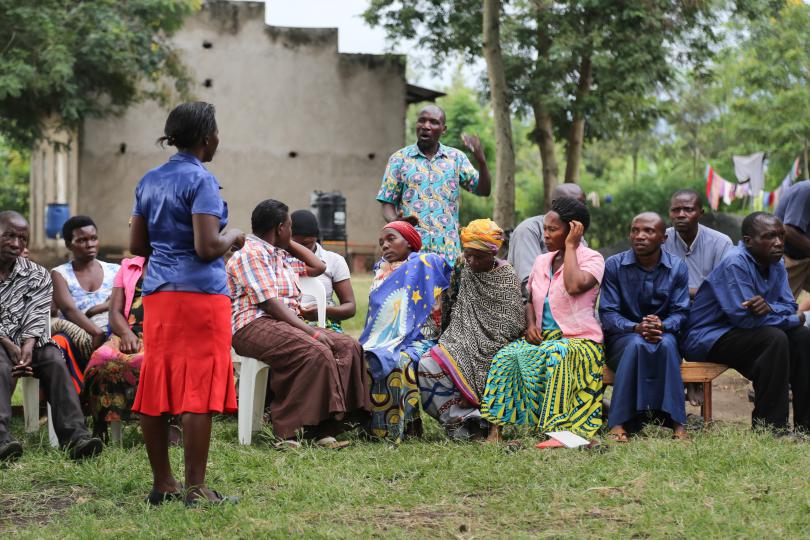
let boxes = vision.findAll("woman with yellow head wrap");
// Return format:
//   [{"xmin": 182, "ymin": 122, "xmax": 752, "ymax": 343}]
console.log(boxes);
[{"xmin": 417, "ymin": 218, "xmax": 526, "ymax": 440}]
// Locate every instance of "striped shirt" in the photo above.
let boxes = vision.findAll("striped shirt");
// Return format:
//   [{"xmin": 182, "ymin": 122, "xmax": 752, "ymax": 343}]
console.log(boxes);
[
  {"xmin": 226, "ymin": 235, "xmax": 307, "ymax": 334},
  {"xmin": 0, "ymin": 257, "xmax": 53, "ymax": 348}
]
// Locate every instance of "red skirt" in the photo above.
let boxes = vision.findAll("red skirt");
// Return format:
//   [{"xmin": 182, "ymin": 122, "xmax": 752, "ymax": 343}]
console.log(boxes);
[{"xmin": 132, "ymin": 292, "xmax": 237, "ymax": 416}]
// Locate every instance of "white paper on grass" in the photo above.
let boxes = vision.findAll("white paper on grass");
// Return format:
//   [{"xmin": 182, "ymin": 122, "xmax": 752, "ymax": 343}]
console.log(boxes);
[{"xmin": 546, "ymin": 431, "xmax": 590, "ymax": 448}]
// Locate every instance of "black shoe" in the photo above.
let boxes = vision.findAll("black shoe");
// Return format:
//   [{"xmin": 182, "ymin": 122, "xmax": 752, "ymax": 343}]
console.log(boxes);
[
  {"xmin": 146, "ymin": 489, "xmax": 183, "ymax": 506},
  {"xmin": 0, "ymin": 440, "xmax": 23, "ymax": 462},
  {"xmin": 68, "ymin": 437, "xmax": 103, "ymax": 461}
]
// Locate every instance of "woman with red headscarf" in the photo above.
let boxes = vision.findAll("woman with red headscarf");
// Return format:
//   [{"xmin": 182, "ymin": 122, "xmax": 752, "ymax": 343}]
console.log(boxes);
[{"xmin": 359, "ymin": 217, "xmax": 451, "ymax": 442}]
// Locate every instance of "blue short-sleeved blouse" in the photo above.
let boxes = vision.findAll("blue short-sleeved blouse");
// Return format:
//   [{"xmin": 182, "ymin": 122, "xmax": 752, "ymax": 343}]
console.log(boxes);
[{"xmin": 132, "ymin": 152, "xmax": 229, "ymax": 296}]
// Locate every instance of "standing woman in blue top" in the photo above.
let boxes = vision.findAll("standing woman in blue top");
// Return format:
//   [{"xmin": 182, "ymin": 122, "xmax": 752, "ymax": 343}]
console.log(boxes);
[{"xmin": 129, "ymin": 102, "xmax": 244, "ymax": 506}]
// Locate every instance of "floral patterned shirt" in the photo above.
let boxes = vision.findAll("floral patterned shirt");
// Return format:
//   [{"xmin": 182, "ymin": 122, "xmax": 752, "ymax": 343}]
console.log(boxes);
[{"xmin": 376, "ymin": 143, "xmax": 480, "ymax": 261}]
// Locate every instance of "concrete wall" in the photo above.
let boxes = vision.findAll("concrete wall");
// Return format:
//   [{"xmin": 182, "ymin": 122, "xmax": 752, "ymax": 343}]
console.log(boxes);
[{"xmin": 78, "ymin": 1, "xmax": 405, "ymax": 255}]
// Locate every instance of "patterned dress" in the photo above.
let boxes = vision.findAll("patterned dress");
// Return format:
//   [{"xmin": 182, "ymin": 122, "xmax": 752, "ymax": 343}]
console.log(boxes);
[
  {"xmin": 418, "ymin": 262, "xmax": 526, "ymax": 431},
  {"xmin": 360, "ymin": 253, "xmax": 451, "ymax": 442},
  {"xmin": 82, "ymin": 278, "xmax": 145, "ymax": 434},
  {"xmin": 481, "ymin": 330, "xmax": 604, "ymax": 438},
  {"xmin": 376, "ymin": 143, "xmax": 480, "ymax": 261}
]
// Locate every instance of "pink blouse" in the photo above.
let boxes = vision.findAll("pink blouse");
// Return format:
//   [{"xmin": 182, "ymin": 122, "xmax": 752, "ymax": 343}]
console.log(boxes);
[
  {"xmin": 113, "ymin": 256, "xmax": 145, "ymax": 319},
  {"xmin": 527, "ymin": 244, "xmax": 605, "ymax": 343}
]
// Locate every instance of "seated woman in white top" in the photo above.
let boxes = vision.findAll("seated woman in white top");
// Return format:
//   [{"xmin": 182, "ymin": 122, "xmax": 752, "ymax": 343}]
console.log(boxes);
[
  {"xmin": 290, "ymin": 210, "xmax": 355, "ymax": 332},
  {"xmin": 51, "ymin": 215, "xmax": 120, "ymax": 392}
]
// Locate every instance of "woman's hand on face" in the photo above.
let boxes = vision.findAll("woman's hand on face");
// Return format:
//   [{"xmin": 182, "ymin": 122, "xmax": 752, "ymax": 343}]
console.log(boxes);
[
  {"xmin": 565, "ymin": 220, "xmax": 585, "ymax": 249},
  {"xmin": 525, "ymin": 325, "xmax": 544, "ymax": 345},
  {"xmin": 119, "ymin": 332, "xmax": 140, "ymax": 355}
]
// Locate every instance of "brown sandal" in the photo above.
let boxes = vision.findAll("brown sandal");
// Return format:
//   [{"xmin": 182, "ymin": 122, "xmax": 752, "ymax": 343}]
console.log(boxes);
[
  {"xmin": 606, "ymin": 431, "xmax": 629, "ymax": 443},
  {"xmin": 672, "ymin": 430, "xmax": 689, "ymax": 441}
]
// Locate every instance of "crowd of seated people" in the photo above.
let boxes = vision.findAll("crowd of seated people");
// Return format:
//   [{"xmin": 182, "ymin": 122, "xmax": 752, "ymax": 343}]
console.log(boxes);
[{"xmin": 3, "ymin": 191, "xmax": 810, "ymax": 464}]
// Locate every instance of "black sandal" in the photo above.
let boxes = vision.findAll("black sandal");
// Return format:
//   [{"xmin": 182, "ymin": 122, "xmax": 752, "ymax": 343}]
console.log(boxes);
[{"xmin": 145, "ymin": 489, "xmax": 183, "ymax": 506}]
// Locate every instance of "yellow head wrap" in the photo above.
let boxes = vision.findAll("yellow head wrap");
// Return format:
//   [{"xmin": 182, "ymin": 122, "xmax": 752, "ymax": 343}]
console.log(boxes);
[{"xmin": 460, "ymin": 218, "xmax": 504, "ymax": 254}]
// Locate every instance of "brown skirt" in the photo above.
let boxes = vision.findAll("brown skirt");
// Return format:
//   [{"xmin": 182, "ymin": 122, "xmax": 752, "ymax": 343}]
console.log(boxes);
[{"xmin": 232, "ymin": 316, "xmax": 370, "ymax": 439}]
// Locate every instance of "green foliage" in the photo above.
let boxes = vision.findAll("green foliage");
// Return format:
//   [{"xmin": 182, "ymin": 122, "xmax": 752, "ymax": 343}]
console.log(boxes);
[
  {"xmin": 0, "ymin": 0, "xmax": 199, "ymax": 147},
  {"xmin": 0, "ymin": 138, "xmax": 29, "ymax": 217}
]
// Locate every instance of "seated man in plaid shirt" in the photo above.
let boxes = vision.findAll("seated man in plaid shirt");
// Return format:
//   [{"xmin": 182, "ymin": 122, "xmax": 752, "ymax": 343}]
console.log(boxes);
[{"xmin": 227, "ymin": 199, "xmax": 370, "ymax": 448}]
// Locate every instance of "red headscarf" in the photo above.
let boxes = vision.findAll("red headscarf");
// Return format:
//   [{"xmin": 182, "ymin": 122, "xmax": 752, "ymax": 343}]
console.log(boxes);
[{"xmin": 382, "ymin": 221, "xmax": 422, "ymax": 252}]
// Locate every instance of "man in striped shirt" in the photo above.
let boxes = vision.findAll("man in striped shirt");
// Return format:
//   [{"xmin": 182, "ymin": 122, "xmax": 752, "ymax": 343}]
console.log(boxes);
[{"xmin": 0, "ymin": 211, "xmax": 102, "ymax": 462}]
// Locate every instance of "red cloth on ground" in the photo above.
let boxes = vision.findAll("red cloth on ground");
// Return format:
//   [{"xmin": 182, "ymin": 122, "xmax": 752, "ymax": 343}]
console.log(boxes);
[{"xmin": 132, "ymin": 291, "xmax": 237, "ymax": 416}]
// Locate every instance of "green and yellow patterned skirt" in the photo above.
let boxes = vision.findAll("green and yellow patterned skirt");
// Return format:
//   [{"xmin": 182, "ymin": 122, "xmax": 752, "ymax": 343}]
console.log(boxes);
[{"xmin": 480, "ymin": 329, "xmax": 604, "ymax": 438}]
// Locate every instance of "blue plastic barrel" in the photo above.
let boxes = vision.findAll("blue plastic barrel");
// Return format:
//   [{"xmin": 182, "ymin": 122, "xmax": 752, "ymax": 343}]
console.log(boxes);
[{"xmin": 45, "ymin": 203, "xmax": 70, "ymax": 239}]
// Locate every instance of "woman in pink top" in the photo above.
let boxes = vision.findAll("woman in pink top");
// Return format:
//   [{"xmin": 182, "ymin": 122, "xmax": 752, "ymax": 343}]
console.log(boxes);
[
  {"xmin": 82, "ymin": 256, "xmax": 183, "ymax": 442},
  {"xmin": 481, "ymin": 198, "xmax": 605, "ymax": 441}
]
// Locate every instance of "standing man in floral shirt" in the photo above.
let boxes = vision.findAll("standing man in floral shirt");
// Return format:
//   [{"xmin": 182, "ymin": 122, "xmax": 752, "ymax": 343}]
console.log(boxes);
[{"xmin": 377, "ymin": 105, "xmax": 491, "ymax": 262}]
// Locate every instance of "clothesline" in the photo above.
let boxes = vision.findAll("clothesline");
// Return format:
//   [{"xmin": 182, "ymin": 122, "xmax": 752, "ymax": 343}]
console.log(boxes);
[{"xmin": 705, "ymin": 156, "xmax": 801, "ymax": 211}]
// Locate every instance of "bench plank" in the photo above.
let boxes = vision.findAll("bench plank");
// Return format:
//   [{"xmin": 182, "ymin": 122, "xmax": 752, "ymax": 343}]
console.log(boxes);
[{"xmin": 601, "ymin": 362, "xmax": 729, "ymax": 424}]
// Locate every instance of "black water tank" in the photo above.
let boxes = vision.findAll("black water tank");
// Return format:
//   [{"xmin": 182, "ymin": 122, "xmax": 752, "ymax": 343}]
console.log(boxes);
[{"xmin": 311, "ymin": 191, "xmax": 347, "ymax": 242}]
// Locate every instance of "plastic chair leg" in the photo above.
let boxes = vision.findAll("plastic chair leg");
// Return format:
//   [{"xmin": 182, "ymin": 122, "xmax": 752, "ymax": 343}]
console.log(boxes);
[
  {"xmin": 47, "ymin": 403, "xmax": 58, "ymax": 448},
  {"xmin": 238, "ymin": 357, "xmax": 258, "ymax": 445},
  {"xmin": 21, "ymin": 377, "xmax": 40, "ymax": 433},
  {"xmin": 110, "ymin": 421, "xmax": 123, "ymax": 444}
]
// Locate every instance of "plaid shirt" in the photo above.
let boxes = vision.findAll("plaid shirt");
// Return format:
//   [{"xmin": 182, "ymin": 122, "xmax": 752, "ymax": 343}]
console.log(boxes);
[{"xmin": 226, "ymin": 235, "xmax": 307, "ymax": 334}]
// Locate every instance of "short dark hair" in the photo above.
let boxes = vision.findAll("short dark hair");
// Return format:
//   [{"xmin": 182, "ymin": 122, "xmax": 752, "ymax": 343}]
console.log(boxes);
[
  {"xmin": 252, "ymin": 199, "xmax": 289, "ymax": 236},
  {"xmin": 671, "ymin": 189, "xmax": 704, "ymax": 208},
  {"xmin": 742, "ymin": 211, "xmax": 779, "ymax": 237},
  {"xmin": 157, "ymin": 102, "xmax": 217, "ymax": 149},
  {"xmin": 62, "ymin": 215, "xmax": 96, "ymax": 244},
  {"xmin": 550, "ymin": 197, "xmax": 590, "ymax": 232}
]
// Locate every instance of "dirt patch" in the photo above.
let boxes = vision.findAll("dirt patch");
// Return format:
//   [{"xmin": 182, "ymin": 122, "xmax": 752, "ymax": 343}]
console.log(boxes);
[
  {"xmin": 686, "ymin": 371, "xmax": 752, "ymax": 424},
  {"xmin": 0, "ymin": 485, "xmax": 86, "ymax": 531}
]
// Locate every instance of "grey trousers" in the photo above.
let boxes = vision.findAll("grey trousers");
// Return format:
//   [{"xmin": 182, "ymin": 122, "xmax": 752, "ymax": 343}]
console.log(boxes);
[{"xmin": 0, "ymin": 343, "xmax": 90, "ymax": 447}]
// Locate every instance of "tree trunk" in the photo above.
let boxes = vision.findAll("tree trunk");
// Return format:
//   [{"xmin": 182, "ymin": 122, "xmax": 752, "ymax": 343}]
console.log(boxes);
[
  {"xmin": 531, "ymin": 0, "xmax": 558, "ymax": 210},
  {"xmin": 563, "ymin": 55, "xmax": 593, "ymax": 183},
  {"xmin": 482, "ymin": 0, "xmax": 516, "ymax": 229},
  {"xmin": 632, "ymin": 147, "xmax": 638, "ymax": 184},
  {"xmin": 531, "ymin": 100, "xmax": 559, "ymax": 210},
  {"xmin": 804, "ymin": 138, "xmax": 809, "ymax": 180}
]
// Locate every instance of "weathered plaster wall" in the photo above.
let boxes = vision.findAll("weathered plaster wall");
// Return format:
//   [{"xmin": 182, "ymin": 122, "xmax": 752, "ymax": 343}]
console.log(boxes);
[{"xmin": 78, "ymin": 1, "xmax": 405, "ymax": 254}]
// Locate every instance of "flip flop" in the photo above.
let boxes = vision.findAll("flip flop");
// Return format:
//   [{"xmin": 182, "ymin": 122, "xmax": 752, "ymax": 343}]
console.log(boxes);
[
  {"xmin": 184, "ymin": 490, "xmax": 239, "ymax": 508},
  {"xmin": 273, "ymin": 439, "xmax": 302, "ymax": 450},
  {"xmin": 535, "ymin": 438, "xmax": 565, "ymax": 449},
  {"xmin": 314, "ymin": 436, "xmax": 351, "ymax": 450},
  {"xmin": 606, "ymin": 431, "xmax": 629, "ymax": 443}
]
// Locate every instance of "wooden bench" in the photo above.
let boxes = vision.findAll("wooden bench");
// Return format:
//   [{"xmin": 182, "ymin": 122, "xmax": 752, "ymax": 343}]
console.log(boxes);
[{"xmin": 602, "ymin": 362, "xmax": 729, "ymax": 424}]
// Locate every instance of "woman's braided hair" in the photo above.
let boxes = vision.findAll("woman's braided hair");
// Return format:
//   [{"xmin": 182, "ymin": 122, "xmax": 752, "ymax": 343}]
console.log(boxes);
[{"xmin": 550, "ymin": 197, "xmax": 590, "ymax": 232}]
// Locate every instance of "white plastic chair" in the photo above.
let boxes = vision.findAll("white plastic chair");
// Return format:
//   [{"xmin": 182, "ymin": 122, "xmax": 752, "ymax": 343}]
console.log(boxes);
[
  {"xmin": 21, "ymin": 375, "xmax": 58, "ymax": 448},
  {"xmin": 21, "ymin": 320, "xmax": 59, "ymax": 448},
  {"xmin": 233, "ymin": 276, "xmax": 327, "ymax": 445}
]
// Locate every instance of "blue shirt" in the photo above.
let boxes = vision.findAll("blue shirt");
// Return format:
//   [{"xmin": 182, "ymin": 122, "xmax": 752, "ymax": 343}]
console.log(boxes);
[
  {"xmin": 599, "ymin": 249, "xmax": 690, "ymax": 343},
  {"xmin": 663, "ymin": 224, "xmax": 733, "ymax": 289},
  {"xmin": 132, "ymin": 152, "xmax": 229, "ymax": 296},
  {"xmin": 774, "ymin": 181, "xmax": 810, "ymax": 259},
  {"xmin": 376, "ymin": 142, "xmax": 480, "ymax": 261},
  {"xmin": 682, "ymin": 243, "xmax": 801, "ymax": 361}
]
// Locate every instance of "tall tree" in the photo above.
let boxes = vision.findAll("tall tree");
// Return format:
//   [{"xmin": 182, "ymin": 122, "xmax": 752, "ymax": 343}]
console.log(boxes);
[
  {"xmin": 366, "ymin": 0, "xmax": 731, "ymax": 206},
  {"xmin": 0, "ymin": 0, "xmax": 198, "ymax": 148},
  {"xmin": 483, "ymin": 0, "xmax": 516, "ymax": 228}
]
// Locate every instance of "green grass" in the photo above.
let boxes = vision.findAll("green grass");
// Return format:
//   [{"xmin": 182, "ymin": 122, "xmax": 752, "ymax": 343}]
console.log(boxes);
[
  {"xmin": 3, "ymin": 418, "xmax": 810, "ymax": 538},
  {"xmin": 342, "ymin": 273, "xmax": 371, "ymax": 338},
  {"xmin": 4, "ymin": 276, "xmax": 809, "ymax": 537}
]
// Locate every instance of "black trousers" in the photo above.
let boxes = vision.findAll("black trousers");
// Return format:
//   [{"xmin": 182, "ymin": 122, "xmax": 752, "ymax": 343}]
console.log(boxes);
[
  {"xmin": 707, "ymin": 325, "xmax": 810, "ymax": 431},
  {"xmin": 0, "ymin": 343, "xmax": 90, "ymax": 447}
]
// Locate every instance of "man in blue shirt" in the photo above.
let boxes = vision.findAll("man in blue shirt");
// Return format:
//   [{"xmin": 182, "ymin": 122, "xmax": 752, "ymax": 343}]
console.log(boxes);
[
  {"xmin": 600, "ymin": 213, "xmax": 691, "ymax": 442},
  {"xmin": 774, "ymin": 180, "xmax": 810, "ymax": 299},
  {"xmin": 682, "ymin": 212, "xmax": 810, "ymax": 432}
]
